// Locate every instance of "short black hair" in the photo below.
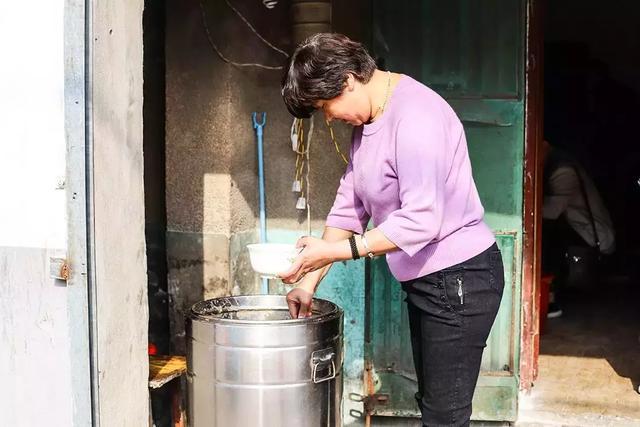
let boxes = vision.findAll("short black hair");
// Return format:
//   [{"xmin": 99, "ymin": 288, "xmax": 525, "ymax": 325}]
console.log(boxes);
[{"xmin": 281, "ymin": 33, "xmax": 377, "ymax": 118}]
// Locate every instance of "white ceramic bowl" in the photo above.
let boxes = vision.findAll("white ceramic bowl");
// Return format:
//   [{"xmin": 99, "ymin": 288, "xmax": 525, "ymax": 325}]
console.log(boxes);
[{"xmin": 246, "ymin": 243, "xmax": 299, "ymax": 278}]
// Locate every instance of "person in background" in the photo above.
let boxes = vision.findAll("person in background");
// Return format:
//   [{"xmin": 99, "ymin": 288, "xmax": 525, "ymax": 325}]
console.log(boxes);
[
  {"xmin": 542, "ymin": 140, "xmax": 615, "ymax": 317},
  {"xmin": 278, "ymin": 33, "xmax": 504, "ymax": 426}
]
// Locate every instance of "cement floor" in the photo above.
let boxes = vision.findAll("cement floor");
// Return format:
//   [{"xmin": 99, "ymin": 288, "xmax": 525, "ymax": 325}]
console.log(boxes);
[
  {"xmin": 519, "ymin": 277, "xmax": 640, "ymax": 426},
  {"xmin": 370, "ymin": 278, "xmax": 640, "ymax": 426}
]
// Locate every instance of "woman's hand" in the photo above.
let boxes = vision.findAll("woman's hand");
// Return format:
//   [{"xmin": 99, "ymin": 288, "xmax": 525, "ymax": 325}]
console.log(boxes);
[
  {"xmin": 286, "ymin": 286, "xmax": 314, "ymax": 318},
  {"xmin": 278, "ymin": 236, "xmax": 339, "ymax": 284}
]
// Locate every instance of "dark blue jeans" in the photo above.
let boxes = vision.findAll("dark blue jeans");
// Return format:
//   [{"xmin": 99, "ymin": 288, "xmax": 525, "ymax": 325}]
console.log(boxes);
[{"xmin": 401, "ymin": 243, "xmax": 504, "ymax": 427}]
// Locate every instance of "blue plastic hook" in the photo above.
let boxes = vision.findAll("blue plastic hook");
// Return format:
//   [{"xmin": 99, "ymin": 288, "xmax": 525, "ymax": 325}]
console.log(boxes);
[{"xmin": 252, "ymin": 112, "xmax": 266, "ymax": 129}]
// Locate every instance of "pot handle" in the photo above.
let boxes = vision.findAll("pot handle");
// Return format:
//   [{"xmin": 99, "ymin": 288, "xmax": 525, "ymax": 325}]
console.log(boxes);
[{"xmin": 311, "ymin": 348, "xmax": 336, "ymax": 384}]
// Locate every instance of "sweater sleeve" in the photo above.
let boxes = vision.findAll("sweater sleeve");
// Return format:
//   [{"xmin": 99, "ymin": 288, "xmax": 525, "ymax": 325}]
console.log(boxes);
[
  {"xmin": 325, "ymin": 145, "xmax": 370, "ymax": 235},
  {"xmin": 377, "ymin": 116, "xmax": 447, "ymax": 257}
]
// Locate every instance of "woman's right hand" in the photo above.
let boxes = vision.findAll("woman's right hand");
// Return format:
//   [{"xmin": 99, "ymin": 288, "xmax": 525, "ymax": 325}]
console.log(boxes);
[
  {"xmin": 286, "ymin": 286, "xmax": 315, "ymax": 319},
  {"xmin": 283, "ymin": 226, "xmax": 354, "ymax": 318}
]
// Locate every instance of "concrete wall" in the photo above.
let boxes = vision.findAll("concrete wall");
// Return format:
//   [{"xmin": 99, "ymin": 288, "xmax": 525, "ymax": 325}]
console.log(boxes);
[
  {"xmin": 0, "ymin": 1, "xmax": 91, "ymax": 426},
  {"xmin": 165, "ymin": 0, "xmax": 363, "ymax": 352},
  {"xmin": 92, "ymin": 0, "xmax": 149, "ymax": 425}
]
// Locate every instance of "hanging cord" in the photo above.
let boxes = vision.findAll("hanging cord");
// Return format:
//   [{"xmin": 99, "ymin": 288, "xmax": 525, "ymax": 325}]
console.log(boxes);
[
  {"xmin": 290, "ymin": 117, "xmax": 314, "ymax": 236},
  {"xmin": 293, "ymin": 119, "xmax": 309, "ymax": 155},
  {"xmin": 292, "ymin": 117, "xmax": 351, "ymax": 236},
  {"xmin": 223, "ymin": 0, "xmax": 289, "ymax": 57},
  {"xmin": 292, "ymin": 119, "xmax": 305, "ymax": 189},
  {"xmin": 198, "ymin": 0, "xmax": 287, "ymax": 70},
  {"xmin": 304, "ymin": 116, "xmax": 314, "ymax": 235}
]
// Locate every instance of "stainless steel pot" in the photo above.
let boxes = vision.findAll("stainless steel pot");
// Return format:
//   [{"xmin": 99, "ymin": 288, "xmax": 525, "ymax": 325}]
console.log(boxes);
[{"xmin": 186, "ymin": 295, "xmax": 343, "ymax": 426}]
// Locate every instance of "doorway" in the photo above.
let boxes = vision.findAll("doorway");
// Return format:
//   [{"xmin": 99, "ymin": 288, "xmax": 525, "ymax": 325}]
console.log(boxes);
[{"xmin": 522, "ymin": 1, "xmax": 640, "ymax": 424}]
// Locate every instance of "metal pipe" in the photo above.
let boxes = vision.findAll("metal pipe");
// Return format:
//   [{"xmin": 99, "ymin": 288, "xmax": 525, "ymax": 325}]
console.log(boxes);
[
  {"xmin": 290, "ymin": 0, "xmax": 331, "ymax": 46},
  {"xmin": 84, "ymin": 0, "xmax": 101, "ymax": 424},
  {"xmin": 252, "ymin": 112, "xmax": 268, "ymax": 294}
]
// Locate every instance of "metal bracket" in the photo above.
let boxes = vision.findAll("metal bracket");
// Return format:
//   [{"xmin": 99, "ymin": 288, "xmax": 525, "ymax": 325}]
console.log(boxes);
[
  {"xmin": 349, "ymin": 392, "xmax": 389, "ymax": 414},
  {"xmin": 365, "ymin": 393, "xmax": 389, "ymax": 414}
]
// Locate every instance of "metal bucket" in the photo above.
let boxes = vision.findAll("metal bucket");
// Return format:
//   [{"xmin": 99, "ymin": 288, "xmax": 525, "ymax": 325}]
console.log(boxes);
[{"xmin": 186, "ymin": 295, "xmax": 344, "ymax": 426}]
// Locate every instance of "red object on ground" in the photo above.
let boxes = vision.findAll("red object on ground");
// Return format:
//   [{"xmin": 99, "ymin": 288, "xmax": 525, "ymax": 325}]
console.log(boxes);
[
  {"xmin": 539, "ymin": 274, "xmax": 554, "ymax": 334},
  {"xmin": 148, "ymin": 342, "xmax": 158, "ymax": 355}
]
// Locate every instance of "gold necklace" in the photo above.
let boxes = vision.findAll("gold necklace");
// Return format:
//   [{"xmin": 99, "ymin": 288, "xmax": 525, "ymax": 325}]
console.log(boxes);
[{"xmin": 371, "ymin": 71, "xmax": 392, "ymax": 122}]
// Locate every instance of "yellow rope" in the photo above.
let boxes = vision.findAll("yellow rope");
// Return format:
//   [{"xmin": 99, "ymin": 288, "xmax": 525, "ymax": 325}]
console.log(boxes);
[{"xmin": 292, "ymin": 118, "xmax": 348, "ymax": 202}]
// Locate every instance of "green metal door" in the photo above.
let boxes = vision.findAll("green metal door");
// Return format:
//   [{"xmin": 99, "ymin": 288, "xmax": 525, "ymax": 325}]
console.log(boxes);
[{"xmin": 366, "ymin": 0, "xmax": 525, "ymax": 421}]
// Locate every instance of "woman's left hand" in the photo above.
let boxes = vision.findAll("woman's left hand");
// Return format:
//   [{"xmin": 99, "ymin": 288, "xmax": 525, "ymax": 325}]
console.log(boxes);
[{"xmin": 278, "ymin": 236, "xmax": 337, "ymax": 284}]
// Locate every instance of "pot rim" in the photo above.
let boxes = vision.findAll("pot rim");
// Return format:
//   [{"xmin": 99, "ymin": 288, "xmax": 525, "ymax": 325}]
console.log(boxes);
[{"xmin": 189, "ymin": 294, "xmax": 343, "ymax": 325}]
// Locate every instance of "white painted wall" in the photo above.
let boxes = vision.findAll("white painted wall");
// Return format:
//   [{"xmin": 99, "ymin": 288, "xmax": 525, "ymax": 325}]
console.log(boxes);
[
  {"xmin": 0, "ymin": 2, "xmax": 67, "ymax": 250},
  {"xmin": 0, "ymin": 1, "xmax": 91, "ymax": 426}
]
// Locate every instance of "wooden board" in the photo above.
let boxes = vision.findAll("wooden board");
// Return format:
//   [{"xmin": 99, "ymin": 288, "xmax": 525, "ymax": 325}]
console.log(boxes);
[{"xmin": 149, "ymin": 355, "xmax": 187, "ymax": 389}]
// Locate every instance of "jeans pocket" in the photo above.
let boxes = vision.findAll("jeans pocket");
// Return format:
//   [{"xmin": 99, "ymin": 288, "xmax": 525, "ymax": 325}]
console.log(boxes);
[{"xmin": 405, "ymin": 273, "xmax": 461, "ymax": 320}]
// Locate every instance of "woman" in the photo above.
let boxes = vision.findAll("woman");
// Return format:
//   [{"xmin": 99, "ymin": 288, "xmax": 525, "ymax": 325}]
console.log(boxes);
[{"xmin": 279, "ymin": 33, "xmax": 504, "ymax": 427}]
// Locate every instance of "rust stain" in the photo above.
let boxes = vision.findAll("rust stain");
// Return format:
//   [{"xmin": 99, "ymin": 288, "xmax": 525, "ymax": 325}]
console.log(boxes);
[
  {"xmin": 364, "ymin": 360, "xmax": 374, "ymax": 427},
  {"xmin": 60, "ymin": 261, "xmax": 70, "ymax": 281}
]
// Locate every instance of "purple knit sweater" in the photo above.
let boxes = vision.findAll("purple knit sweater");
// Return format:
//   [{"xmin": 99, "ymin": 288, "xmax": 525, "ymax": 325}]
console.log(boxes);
[{"xmin": 325, "ymin": 76, "xmax": 495, "ymax": 282}]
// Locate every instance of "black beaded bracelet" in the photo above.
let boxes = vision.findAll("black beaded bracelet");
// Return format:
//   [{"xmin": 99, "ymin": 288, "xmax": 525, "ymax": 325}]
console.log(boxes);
[{"xmin": 348, "ymin": 235, "xmax": 360, "ymax": 260}]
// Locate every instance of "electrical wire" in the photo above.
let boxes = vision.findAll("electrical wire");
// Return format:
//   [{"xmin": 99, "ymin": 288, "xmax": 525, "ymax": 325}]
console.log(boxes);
[
  {"xmin": 224, "ymin": 0, "xmax": 289, "ymax": 57},
  {"xmin": 292, "ymin": 117, "xmax": 350, "ymax": 236},
  {"xmin": 305, "ymin": 116, "xmax": 314, "ymax": 235},
  {"xmin": 199, "ymin": 0, "xmax": 285, "ymax": 70},
  {"xmin": 293, "ymin": 119, "xmax": 309, "ymax": 155},
  {"xmin": 291, "ymin": 117, "xmax": 313, "ymax": 235}
]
